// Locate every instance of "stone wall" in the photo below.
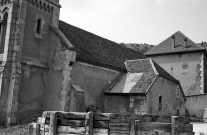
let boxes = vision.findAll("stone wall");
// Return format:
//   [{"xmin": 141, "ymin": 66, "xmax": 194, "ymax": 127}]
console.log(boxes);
[
  {"xmin": 104, "ymin": 95, "xmax": 147, "ymax": 115},
  {"xmin": 0, "ymin": 0, "xmax": 73, "ymax": 125},
  {"xmin": 147, "ymin": 77, "xmax": 185, "ymax": 116},
  {"xmin": 17, "ymin": 65, "xmax": 47, "ymax": 123},
  {"xmin": 71, "ymin": 62, "xmax": 119, "ymax": 112},
  {"xmin": 22, "ymin": 2, "xmax": 53, "ymax": 60},
  {"xmin": 186, "ymin": 94, "xmax": 207, "ymax": 118},
  {"xmin": 148, "ymin": 52, "xmax": 204, "ymax": 96},
  {"xmin": 0, "ymin": 63, "xmax": 11, "ymax": 125}
]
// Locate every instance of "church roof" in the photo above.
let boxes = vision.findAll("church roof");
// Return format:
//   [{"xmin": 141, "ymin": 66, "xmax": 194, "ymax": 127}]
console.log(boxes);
[
  {"xmin": 105, "ymin": 59, "xmax": 182, "ymax": 95},
  {"xmin": 59, "ymin": 20, "xmax": 146, "ymax": 71},
  {"xmin": 145, "ymin": 31, "xmax": 205, "ymax": 56}
]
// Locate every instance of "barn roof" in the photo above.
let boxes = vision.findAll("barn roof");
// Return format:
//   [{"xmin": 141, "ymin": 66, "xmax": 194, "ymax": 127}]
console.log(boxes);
[{"xmin": 58, "ymin": 20, "xmax": 146, "ymax": 71}]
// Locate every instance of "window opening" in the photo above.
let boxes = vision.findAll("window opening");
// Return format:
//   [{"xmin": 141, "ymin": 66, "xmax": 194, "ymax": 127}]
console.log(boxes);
[
  {"xmin": 69, "ymin": 61, "xmax": 74, "ymax": 67},
  {"xmin": 36, "ymin": 18, "xmax": 41, "ymax": 34},
  {"xmin": 158, "ymin": 96, "xmax": 162, "ymax": 110},
  {"xmin": 34, "ymin": 15, "xmax": 45, "ymax": 39},
  {"xmin": 176, "ymin": 86, "xmax": 180, "ymax": 98},
  {"xmin": 176, "ymin": 109, "xmax": 180, "ymax": 116},
  {"xmin": 0, "ymin": 13, "xmax": 8, "ymax": 53}
]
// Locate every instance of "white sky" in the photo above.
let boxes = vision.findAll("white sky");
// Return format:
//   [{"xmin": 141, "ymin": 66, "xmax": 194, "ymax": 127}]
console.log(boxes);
[{"xmin": 59, "ymin": 0, "xmax": 207, "ymax": 45}]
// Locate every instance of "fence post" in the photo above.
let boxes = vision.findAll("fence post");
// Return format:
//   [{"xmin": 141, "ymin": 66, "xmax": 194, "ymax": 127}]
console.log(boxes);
[
  {"xmin": 85, "ymin": 112, "xmax": 94, "ymax": 135},
  {"xmin": 49, "ymin": 112, "xmax": 57, "ymax": 135},
  {"xmin": 135, "ymin": 120, "xmax": 141, "ymax": 135},
  {"xmin": 171, "ymin": 116, "xmax": 178, "ymax": 135},
  {"xmin": 130, "ymin": 120, "xmax": 141, "ymax": 135},
  {"xmin": 130, "ymin": 120, "xmax": 135, "ymax": 135},
  {"xmin": 41, "ymin": 111, "xmax": 48, "ymax": 135},
  {"xmin": 28, "ymin": 123, "xmax": 40, "ymax": 135}
]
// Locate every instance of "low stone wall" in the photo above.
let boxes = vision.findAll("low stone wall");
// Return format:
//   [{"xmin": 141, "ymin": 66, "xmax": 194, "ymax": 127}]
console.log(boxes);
[
  {"xmin": 186, "ymin": 94, "xmax": 207, "ymax": 119},
  {"xmin": 28, "ymin": 111, "xmax": 194, "ymax": 135}
]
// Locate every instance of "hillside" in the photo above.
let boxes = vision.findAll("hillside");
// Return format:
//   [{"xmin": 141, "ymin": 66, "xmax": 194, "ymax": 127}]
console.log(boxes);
[{"xmin": 120, "ymin": 43, "xmax": 154, "ymax": 53}]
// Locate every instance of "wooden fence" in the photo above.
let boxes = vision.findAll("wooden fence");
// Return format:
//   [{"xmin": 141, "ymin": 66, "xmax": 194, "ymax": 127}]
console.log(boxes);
[{"xmin": 28, "ymin": 111, "xmax": 194, "ymax": 135}]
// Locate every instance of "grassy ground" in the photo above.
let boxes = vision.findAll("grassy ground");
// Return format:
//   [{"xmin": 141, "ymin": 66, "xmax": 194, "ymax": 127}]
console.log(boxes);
[{"xmin": 0, "ymin": 124, "xmax": 29, "ymax": 135}]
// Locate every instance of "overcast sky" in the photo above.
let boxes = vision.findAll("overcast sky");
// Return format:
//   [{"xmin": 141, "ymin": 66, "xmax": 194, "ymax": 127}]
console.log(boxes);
[{"xmin": 59, "ymin": 0, "xmax": 207, "ymax": 45}]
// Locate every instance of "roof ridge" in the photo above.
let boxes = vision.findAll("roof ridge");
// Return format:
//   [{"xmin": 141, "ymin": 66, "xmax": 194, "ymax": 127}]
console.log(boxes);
[
  {"xmin": 145, "ymin": 31, "xmax": 204, "ymax": 55},
  {"xmin": 177, "ymin": 31, "xmax": 204, "ymax": 50}
]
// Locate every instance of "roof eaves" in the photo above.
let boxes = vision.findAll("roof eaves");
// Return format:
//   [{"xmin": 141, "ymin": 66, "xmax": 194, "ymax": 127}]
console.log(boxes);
[
  {"xmin": 145, "ymin": 75, "xmax": 158, "ymax": 93},
  {"xmin": 50, "ymin": 25, "xmax": 74, "ymax": 49},
  {"xmin": 158, "ymin": 73, "xmax": 180, "ymax": 84},
  {"xmin": 145, "ymin": 49, "xmax": 206, "ymax": 56},
  {"xmin": 104, "ymin": 92, "xmax": 146, "ymax": 96},
  {"xmin": 178, "ymin": 83, "xmax": 186, "ymax": 101},
  {"xmin": 149, "ymin": 59, "xmax": 158, "ymax": 75},
  {"xmin": 76, "ymin": 57, "xmax": 127, "ymax": 72}
]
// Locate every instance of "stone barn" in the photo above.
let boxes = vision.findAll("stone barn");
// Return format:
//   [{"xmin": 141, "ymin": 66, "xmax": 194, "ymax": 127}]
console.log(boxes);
[
  {"xmin": 105, "ymin": 59, "xmax": 186, "ymax": 116},
  {"xmin": 145, "ymin": 31, "xmax": 207, "ymax": 118}
]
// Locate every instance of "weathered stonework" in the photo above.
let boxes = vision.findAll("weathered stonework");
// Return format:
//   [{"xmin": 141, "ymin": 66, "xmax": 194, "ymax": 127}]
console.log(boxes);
[
  {"xmin": 33, "ymin": 14, "xmax": 45, "ymax": 39},
  {"xmin": 60, "ymin": 50, "xmax": 76, "ymax": 111},
  {"xmin": 0, "ymin": 0, "xmax": 65, "ymax": 125},
  {"xmin": 51, "ymin": 42, "xmax": 76, "ymax": 111},
  {"xmin": 6, "ymin": 0, "xmax": 27, "ymax": 124}
]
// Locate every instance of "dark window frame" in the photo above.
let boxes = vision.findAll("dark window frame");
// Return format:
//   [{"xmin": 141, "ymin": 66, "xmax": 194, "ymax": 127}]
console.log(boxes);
[
  {"xmin": 34, "ymin": 15, "xmax": 45, "ymax": 39},
  {"xmin": 0, "ymin": 12, "xmax": 8, "ymax": 53},
  {"xmin": 158, "ymin": 95, "xmax": 162, "ymax": 110}
]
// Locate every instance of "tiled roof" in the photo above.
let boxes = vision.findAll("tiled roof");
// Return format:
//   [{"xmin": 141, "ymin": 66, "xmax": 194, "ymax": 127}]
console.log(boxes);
[
  {"xmin": 105, "ymin": 72, "xmax": 157, "ymax": 94},
  {"xmin": 105, "ymin": 59, "xmax": 180, "ymax": 94},
  {"xmin": 145, "ymin": 31, "xmax": 204, "ymax": 56},
  {"xmin": 197, "ymin": 42, "xmax": 207, "ymax": 51},
  {"xmin": 59, "ymin": 21, "xmax": 146, "ymax": 71}
]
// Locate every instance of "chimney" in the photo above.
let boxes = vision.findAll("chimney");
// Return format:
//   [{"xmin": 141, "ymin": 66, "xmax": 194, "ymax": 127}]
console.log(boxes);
[
  {"xmin": 184, "ymin": 38, "xmax": 188, "ymax": 48},
  {"xmin": 172, "ymin": 35, "xmax": 175, "ymax": 49}
]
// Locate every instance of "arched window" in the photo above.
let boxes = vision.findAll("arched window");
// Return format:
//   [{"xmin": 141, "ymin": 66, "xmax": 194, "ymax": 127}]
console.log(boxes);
[
  {"xmin": 0, "ymin": 12, "xmax": 8, "ymax": 53},
  {"xmin": 158, "ymin": 96, "xmax": 162, "ymax": 110}
]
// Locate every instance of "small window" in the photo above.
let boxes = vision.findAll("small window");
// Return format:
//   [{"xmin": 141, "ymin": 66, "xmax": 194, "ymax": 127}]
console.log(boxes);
[
  {"xmin": 69, "ymin": 61, "xmax": 74, "ymax": 67},
  {"xmin": 176, "ymin": 86, "xmax": 180, "ymax": 98},
  {"xmin": 170, "ymin": 66, "xmax": 173, "ymax": 75},
  {"xmin": 176, "ymin": 109, "xmax": 180, "ymax": 116},
  {"xmin": 0, "ymin": 12, "xmax": 8, "ymax": 53},
  {"xmin": 158, "ymin": 96, "xmax": 162, "ymax": 110},
  {"xmin": 36, "ymin": 18, "xmax": 41, "ymax": 34},
  {"xmin": 34, "ymin": 15, "xmax": 45, "ymax": 39}
]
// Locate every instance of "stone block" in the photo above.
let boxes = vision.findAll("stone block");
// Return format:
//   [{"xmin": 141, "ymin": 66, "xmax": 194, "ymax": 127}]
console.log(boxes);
[
  {"xmin": 61, "ymin": 90, "xmax": 67, "ymax": 96},
  {"xmin": 203, "ymin": 107, "xmax": 207, "ymax": 123}
]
